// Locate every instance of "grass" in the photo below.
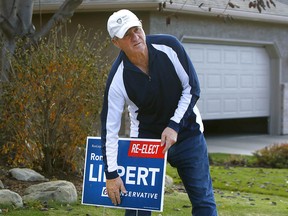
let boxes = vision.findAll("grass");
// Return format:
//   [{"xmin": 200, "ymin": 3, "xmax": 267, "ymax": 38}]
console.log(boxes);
[
  {"xmin": 210, "ymin": 153, "xmax": 257, "ymax": 166},
  {"xmin": 211, "ymin": 166, "xmax": 288, "ymax": 197},
  {"xmin": 214, "ymin": 190, "xmax": 288, "ymax": 216},
  {"xmin": 2, "ymin": 189, "xmax": 288, "ymax": 216},
  {"xmin": 2, "ymin": 153, "xmax": 288, "ymax": 215}
]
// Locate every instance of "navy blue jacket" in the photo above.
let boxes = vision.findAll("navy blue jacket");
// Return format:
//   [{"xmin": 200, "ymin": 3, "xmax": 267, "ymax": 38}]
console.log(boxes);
[{"xmin": 101, "ymin": 34, "xmax": 204, "ymax": 179}]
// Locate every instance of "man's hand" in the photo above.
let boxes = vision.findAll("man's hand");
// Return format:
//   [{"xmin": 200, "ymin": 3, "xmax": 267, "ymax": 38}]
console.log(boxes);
[
  {"xmin": 106, "ymin": 176, "xmax": 127, "ymax": 205},
  {"xmin": 161, "ymin": 127, "xmax": 178, "ymax": 153}
]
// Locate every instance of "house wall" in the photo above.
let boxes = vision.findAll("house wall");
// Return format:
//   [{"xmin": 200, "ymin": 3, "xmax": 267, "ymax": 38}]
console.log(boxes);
[
  {"xmin": 32, "ymin": 10, "xmax": 288, "ymax": 134},
  {"xmin": 33, "ymin": 11, "xmax": 151, "ymax": 62},
  {"xmin": 148, "ymin": 12, "xmax": 288, "ymax": 135},
  {"xmin": 149, "ymin": 12, "xmax": 288, "ymax": 82}
]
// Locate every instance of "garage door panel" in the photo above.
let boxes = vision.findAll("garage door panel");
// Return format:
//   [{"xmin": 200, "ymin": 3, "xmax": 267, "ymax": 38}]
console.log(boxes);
[
  {"xmin": 255, "ymin": 50, "xmax": 270, "ymax": 65},
  {"xmin": 207, "ymin": 49, "xmax": 221, "ymax": 63},
  {"xmin": 224, "ymin": 50, "xmax": 238, "ymax": 64},
  {"xmin": 206, "ymin": 99, "xmax": 222, "ymax": 114},
  {"xmin": 240, "ymin": 75, "xmax": 254, "ymax": 88},
  {"xmin": 255, "ymin": 75, "xmax": 269, "ymax": 88},
  {"xmin": 207, "ymin": 74, "xmax": 221, "ymax": 88},
  {"xmin": 191, "ymin": 48, "xmax": 204, "ymax": 63},
  {"xmin": 197, "ymin": 73, "xmax": 205, "ymax": 88},
  {"xmin": 185, "ymin": 43, "xmax": 270, "ymax": 120},
  {"xmin": 240, "ymin": 97, "xmax": 254, "ymax": 112},
  {"xmin": 224, "ymin": 75, "xmax": 238, "ymax": 88},
  {"xmin": 240, "ymin": 51, "xmax": 254, "ymax": 64},
  {"xmin": 223, "ymin": 98, "xmax": 238, "ymax": 113}
]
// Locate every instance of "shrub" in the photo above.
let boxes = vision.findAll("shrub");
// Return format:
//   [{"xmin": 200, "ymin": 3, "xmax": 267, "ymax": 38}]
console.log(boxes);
[
  {"xmin": 209, "ymin": 153, "xmax": 256, "ymax": 167},
  {"xmin": 224, "ymin": 154, "xmax": 249, "ymax": 167},
  {"xmin": 253, "ymin": 143, "xmax": 288, "ymax": 168},
  {"xmin": 0, "ymin": 25, "xmax": 109, "ymax": 174}
]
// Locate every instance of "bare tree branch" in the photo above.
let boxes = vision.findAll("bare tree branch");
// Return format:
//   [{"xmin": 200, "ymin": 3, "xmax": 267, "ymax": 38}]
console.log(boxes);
[
  {"xmin": 33, "ymin": 0, "xmax": 83, "ymax": 42},
  {"xmin": 0, "ymin": 0, "xmax": 83, "ymax": 81},
  {"xmin": 0, "ymin": 0, "xmax": 17, "ymax": 39},
  {"xmin": 16, "ymin": 0, "xmax": 35, "ymax": 36}
]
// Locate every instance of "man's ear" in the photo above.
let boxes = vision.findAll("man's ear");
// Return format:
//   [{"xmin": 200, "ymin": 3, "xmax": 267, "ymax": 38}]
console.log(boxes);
[{"xmin": 112, "ymin": 38, "xmax": 120, "ymax": 48}]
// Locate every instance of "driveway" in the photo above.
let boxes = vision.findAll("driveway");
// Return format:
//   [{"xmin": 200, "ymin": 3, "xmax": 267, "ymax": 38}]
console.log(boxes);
[{"xmin": 205, "ymin": 134, "xmax": 288, "ymax": 155}]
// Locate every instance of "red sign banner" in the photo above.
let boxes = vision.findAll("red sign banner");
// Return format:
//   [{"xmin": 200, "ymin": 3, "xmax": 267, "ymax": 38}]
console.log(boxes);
[{"xmin": 128, "ymin": 140, "xmax": 165, "ymax": 159}]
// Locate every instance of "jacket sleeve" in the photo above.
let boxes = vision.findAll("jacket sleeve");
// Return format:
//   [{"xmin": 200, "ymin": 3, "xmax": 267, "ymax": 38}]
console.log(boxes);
[
  {"xmin": 101, "ymin": 62, "xmax": 126, "ymax": 179},
  {"xmin": 164, "ymin": 36, "xmax": 201, "ymax": 133}
]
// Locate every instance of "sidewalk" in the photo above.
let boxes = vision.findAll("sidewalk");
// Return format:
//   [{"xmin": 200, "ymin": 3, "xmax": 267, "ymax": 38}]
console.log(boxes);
[{"xmin": 206, "ymin": 134, "xmax": 288, "ymax": 155}]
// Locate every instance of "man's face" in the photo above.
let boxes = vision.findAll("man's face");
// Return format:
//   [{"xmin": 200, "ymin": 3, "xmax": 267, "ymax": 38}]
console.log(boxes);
[{"xmin": 112, "ymin": 26, "xmax": 146, "ymax": 55}]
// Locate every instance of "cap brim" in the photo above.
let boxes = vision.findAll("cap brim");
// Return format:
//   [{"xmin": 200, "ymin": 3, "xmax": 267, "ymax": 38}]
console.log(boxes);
[{"xmin": 115, "ymin": 20, "xmax": 142, "ymax": 39}]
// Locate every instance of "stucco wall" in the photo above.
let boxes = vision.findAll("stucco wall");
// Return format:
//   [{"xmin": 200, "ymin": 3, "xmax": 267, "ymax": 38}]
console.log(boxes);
[
  {"xmin": 32, "ymin": 10, "xmax": 288, "ymax": 134},
  {"xmin": 148, "ymin": 12, "xmax": 288, "ymax": 82},
  {"xmin": 32, "ymin": 11, "xmax": 288, "ymax": 82},
  {"xmin": 147, "ymin": 12, "xmax": 288, "ymax": 134}
]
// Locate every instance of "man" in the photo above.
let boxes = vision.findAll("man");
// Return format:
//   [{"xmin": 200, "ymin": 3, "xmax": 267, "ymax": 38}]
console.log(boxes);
[{"xmin": 101, "ymin": 9, "xmax": 218, "ymax": 216}]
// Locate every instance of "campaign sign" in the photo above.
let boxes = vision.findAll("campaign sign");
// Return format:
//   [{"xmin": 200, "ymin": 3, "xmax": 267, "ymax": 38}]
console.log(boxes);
[{"xmin": 82, "ymin": 137, "xmax": 167, "ymax": 212}]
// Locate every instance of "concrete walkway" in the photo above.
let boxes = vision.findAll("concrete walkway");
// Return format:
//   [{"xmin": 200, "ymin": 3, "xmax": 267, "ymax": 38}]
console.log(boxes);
[{"xmin": 206, "ymin": 134, "xmax": 288, "ymax": 155}]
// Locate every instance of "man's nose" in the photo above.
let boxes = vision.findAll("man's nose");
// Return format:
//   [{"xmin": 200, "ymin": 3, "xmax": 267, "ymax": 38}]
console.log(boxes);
[{"xmin": 130, "ymin": 32, "xmax": 139, "ymax": 40}]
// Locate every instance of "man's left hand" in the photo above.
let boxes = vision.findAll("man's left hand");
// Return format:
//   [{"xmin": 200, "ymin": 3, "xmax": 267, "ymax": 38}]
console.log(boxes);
[{"xmin": 161, "ymin": 127, "xmax": 178, "ymax": 153}]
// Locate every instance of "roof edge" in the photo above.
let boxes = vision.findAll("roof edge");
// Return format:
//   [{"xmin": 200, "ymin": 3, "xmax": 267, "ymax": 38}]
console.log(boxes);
[
  {"xmin": 164, "ymin": 3, "xmax": 288, "ymax": 25},
  {"xmin": 33, "ymin": 1, "xmax": 288, "ymax": 25},
  {"xmin": 33, "ymin": 2, "xmax": 161, "ymax": 14}
]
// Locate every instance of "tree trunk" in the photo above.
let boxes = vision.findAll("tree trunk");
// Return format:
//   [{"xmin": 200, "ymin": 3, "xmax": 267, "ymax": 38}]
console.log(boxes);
[
  {"xmin": 0, "ymin": 0, "xmax": 83, "ymax": 81},
  {"xmin": 43, "ymin": 146, "xmax": 53, "ymax": 174},
  {"xmin": 0, "ymin": 0, "xmax": 34, "ymax": 81}
]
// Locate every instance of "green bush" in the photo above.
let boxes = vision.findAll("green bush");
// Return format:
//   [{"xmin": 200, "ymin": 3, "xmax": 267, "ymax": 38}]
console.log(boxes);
[
  {"xmin": 253, "ymin": 143, "xmax": 288, "ymax": 168},
  {"xmin": 223, "ymin": 154, "xmax": 249, "ymax": 167},
  {"xmin": 0, "ymin": 25, "xmax": 109, "ymax": 174},
  {"xmin": 209, "ymin": 153, "xmax": 257, "ymax": 168}
]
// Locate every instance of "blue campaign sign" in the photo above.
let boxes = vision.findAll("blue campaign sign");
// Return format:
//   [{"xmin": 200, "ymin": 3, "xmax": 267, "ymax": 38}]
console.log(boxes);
[{"xmin": 81, "ymin": 137, "xmax": 167, "ymax": 212}]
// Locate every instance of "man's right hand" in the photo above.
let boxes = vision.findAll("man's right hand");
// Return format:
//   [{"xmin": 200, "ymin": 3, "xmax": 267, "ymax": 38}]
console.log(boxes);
[{"xmin": 106, "ymin": 176, "xmax": 127, "ymax": 205}]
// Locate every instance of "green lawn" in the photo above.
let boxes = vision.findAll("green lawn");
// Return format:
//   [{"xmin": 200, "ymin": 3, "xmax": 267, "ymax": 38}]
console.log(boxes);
[
  {"xmin": 2, "ymin": 153, "xmax": 288, "ymax": 215},
  {"xmin": 3, "ymin": 189, "xmax": 288, "ymax": 216},
  {"xmin": 211, "ymin": 166, "xmax": 288, "ymax": 197}
]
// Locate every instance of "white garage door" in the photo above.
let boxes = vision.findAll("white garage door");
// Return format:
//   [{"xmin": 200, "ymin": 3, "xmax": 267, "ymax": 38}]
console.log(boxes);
[{"xmin": 184, "ymin": 43, "xmax": 270, "ymax": 120}]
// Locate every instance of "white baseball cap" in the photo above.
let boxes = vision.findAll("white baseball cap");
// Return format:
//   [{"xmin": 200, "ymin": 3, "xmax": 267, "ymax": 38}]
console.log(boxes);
[{"xmin": 107, "ymin": 9, "xmax": 142, "ymax": 39}]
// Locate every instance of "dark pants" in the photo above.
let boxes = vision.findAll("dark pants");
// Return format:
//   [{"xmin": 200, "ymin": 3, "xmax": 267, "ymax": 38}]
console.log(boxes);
[{"xmin": 125, "ymin": 133, "xmax": 217, "ymax": 216}]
